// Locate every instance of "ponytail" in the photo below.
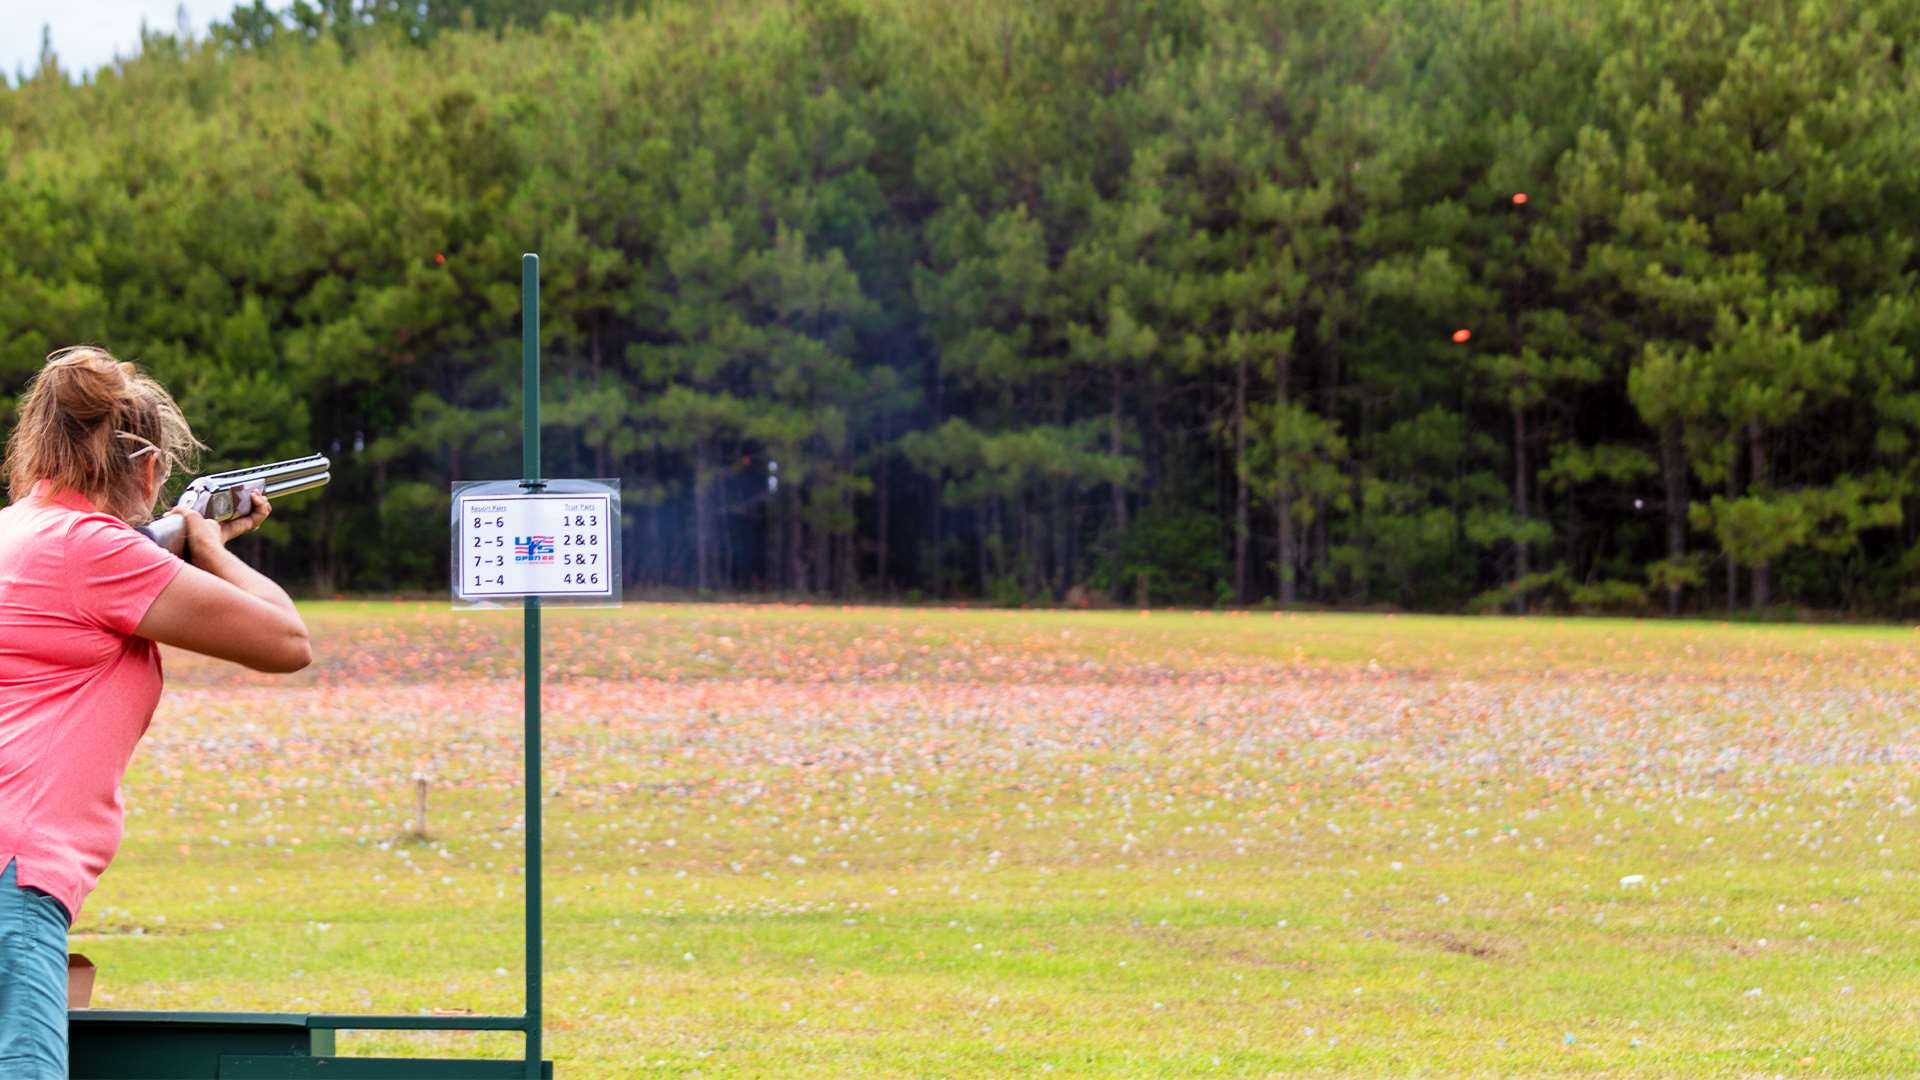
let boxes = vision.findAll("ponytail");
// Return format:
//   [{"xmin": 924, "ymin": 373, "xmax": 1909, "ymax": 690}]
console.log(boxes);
[{"xmin": 4, "ymin": 346, "xmax": 204, "ymax": 524}]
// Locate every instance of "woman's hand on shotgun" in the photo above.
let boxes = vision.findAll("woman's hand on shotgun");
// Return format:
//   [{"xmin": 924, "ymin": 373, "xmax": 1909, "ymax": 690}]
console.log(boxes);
[{"xmin": 135, "ymin": 493, "xmax": 312, "ymax": 673}]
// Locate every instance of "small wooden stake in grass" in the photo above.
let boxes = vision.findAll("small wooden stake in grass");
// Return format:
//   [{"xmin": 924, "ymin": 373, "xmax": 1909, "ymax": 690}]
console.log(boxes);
[{"xmin": 412, "ymin": 772, "xmax": 430, "ymax": 840}]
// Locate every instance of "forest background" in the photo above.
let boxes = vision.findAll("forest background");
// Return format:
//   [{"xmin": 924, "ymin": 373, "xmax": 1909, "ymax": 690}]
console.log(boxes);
[{"xmin": 3, "ymin": 0, "xmax": 1918, "ymax": 615}]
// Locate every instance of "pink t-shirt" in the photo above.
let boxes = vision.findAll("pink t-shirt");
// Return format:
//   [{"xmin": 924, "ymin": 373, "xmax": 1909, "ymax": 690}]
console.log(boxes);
[{"xmin": 0, "ymin": 481, "xmax": 182, "ymax": 921}]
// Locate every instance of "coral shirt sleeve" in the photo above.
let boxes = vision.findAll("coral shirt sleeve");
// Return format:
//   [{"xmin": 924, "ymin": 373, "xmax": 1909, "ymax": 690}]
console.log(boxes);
[{"xmin": 66, "ymin": 515, "xmax": 185, "ymax": 636}]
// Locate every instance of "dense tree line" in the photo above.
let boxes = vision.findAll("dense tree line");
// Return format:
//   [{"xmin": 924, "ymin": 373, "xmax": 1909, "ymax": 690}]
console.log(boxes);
[{"xmin": 3, "ymin": 0, "xmax": 1917, "ymax": 612}]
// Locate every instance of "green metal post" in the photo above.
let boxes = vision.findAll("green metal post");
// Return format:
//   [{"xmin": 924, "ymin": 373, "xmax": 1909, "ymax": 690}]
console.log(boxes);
[{"xmin": 520, "ymin": 253, "xmax": 544, "ymax": 1079}]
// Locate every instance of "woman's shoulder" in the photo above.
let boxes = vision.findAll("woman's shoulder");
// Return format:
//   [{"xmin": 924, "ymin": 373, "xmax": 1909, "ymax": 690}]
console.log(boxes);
[
  {"xmin": 64, "ymin": 510, "xmax": 167, "ymax": 562},
  {"xmin": 0, "ymin": 495, "xmax": 81, "ymax": 542},
  {"xmin": 5, "ymin": 500, "xmax": 159, "ymax": 564},
  {"xmin": 63, "ymin": 507, "xmax": 143, "ymax": 536},
  {"xmin": 24, "ymin": 505, "xmax": 181, "ymax": 631},
  {"xmin": 2, "ymin": 499, "xmax": 125, "ymax": 540}
]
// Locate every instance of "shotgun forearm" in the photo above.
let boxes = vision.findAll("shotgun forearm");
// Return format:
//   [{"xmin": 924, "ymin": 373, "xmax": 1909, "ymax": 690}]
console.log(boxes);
[{"xmin": 137, "ymin": 453, "xmax": 331, "ymax": 557}]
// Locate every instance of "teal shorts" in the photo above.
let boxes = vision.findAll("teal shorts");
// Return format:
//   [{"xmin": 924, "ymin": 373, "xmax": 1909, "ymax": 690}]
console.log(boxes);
[{"xmin": 0, "ymin": 858, "xmax": 69, "ymax": 1079}]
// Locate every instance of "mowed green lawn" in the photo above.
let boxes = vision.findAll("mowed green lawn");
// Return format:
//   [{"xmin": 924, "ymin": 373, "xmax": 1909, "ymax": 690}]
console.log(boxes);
[{"xmin": 79, "ymin": 604, "xmax": 1920, "ymax": 1077}]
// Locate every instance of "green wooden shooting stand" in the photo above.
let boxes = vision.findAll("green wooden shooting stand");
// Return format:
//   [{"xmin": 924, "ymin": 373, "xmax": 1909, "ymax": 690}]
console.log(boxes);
[
  {"xmin": 68, "ymin": 256, "xmax": 556, "ymax": 1079},
  {"xmin": 69, "ymin": 1011, "xmax": 550, "ymax": 1078}
]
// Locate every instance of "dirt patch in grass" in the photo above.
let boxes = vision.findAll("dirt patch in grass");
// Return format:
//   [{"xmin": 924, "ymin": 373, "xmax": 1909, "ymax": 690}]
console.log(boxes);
[{"xmin": 1386, "ymin": 928, "xmax": 1511, "ymax": 960}]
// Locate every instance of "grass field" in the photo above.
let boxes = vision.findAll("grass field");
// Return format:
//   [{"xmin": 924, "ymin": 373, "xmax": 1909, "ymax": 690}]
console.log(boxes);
[{"xmin": 79, "ymin": 603, "xmax": 1920, "ymax": 1077}]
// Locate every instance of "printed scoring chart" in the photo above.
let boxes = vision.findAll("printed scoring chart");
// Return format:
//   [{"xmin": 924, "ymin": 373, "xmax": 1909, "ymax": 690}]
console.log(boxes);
[{"xmin": 457, "ymin": 491, "xmax": 615, "ymax": 599}]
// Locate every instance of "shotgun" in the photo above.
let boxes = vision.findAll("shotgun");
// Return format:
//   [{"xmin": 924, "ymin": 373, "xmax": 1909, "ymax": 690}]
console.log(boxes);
[{"xmin": 137, "ymin": 453, "xmax": 331, "ymax": 557}]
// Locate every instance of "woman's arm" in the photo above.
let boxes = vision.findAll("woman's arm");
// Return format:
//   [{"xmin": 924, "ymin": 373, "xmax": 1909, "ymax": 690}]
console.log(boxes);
[{"xmin": 134, "ymin": 496, "xmax": 312, "ymax": 673}]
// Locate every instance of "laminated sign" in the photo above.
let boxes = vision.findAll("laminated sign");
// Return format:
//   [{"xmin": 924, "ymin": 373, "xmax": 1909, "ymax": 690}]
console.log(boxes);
[{"xmin": 451, "ymin": 478, "xmax": 622, "ymax": 604}]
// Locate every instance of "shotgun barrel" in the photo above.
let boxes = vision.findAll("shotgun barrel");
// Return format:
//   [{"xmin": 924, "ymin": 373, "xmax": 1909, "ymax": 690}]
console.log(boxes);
[{"xmin": 137, "ymin": 453, "xmax": 331, "ymax": 557}]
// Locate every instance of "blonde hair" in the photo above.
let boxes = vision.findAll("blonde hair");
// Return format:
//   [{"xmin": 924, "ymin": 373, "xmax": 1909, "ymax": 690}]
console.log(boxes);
[{"xmin": 4, "ymin": 346, "xmax": 204, "ymax": 524}]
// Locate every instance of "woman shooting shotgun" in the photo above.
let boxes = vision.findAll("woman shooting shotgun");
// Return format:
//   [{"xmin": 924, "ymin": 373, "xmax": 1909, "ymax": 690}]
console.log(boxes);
[{"xmin": 0, "ymin": 346, "xmax": 311, "ymax": 1078}]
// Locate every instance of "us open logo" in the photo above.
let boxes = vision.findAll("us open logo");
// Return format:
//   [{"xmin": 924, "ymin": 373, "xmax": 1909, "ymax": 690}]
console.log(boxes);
[{"xmin": 514, "ymin": 535, "xmax": 555, "ymax": 564}]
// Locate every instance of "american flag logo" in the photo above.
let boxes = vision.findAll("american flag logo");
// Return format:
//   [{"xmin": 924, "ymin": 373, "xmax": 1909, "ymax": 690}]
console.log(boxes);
[{"xmin": 514, "ymin": 536, "xmax": 555, "ymax": 563}]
